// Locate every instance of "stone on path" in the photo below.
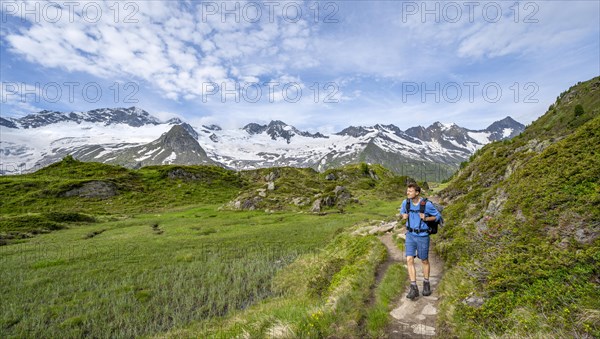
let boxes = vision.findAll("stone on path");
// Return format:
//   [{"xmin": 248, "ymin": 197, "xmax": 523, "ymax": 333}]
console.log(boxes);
[
  {"xmin": 412, "ymin": 324, "xmax": 435, "ymax": 336},
  {"xmin": 422, "ymin": 304, "xmax": 438, "ymax": 315}
]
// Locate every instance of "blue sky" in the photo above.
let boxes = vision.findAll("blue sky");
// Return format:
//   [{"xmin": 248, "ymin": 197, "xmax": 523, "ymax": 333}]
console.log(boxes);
[{"xmin": 1, "ymin": 0, "xmax": 598, "ymax": 132}]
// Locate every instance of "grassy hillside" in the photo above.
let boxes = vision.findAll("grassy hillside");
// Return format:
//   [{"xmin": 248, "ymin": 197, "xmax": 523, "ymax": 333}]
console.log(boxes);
[
  {"xmin": 436, "ymin": 76, "xmax": 600, "ymax": 337},
  {"xmin": 0, "ymin": 157, "xmax": 245, "ymax": 244},
  {"xmin": 0, "ymin": 158, "xmax": 411, "ymax": 244},
  {"xmin": 229, "ymin": 163, "xmax": 411, "ymax": 212},
  {"xmin": 0, "ymin": 156, "xmax": 244, "ymax": 216}
]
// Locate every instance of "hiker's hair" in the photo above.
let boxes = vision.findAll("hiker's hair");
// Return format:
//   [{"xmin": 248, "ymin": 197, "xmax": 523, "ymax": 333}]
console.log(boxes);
[{"xmin": 407, "ymin": 183, "xmax": 421, "ymax": 193}]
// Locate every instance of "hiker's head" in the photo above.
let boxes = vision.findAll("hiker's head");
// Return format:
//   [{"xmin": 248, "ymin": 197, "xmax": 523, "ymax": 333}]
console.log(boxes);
[{"xmin": 406, "ymin": 183, "xmax": 421, "ymax": 199}]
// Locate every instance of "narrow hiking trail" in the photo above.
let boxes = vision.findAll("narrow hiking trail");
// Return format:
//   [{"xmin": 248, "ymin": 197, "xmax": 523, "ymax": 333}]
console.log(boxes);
[
  {"xmin": 356, "ymin": 196, "xmax": 446, "ymax": 337},
  {"xmin": 379, "ymin": 232, "xmax": 444, "ymax": 338},
  {"xmin": 377, "ymin": 195, "xmax": 445, "ymax": 338}
]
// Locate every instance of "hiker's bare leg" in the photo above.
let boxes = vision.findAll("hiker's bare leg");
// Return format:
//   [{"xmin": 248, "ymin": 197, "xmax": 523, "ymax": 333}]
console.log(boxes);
[
  {"xmin": 407, "ymin": 256, "xmax": 416, "ymax": 281},
  {"xmin": 422, "ymin": 259, "xmax": 430, "ymax": 280}
]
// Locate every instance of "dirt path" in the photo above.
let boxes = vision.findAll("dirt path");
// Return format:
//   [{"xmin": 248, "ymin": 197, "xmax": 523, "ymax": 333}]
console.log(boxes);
[
  {"xmin": 378, "ymin": 196, "xmax": 445, "ymax": 338},
  {"xmin": 361, "ymin": 195, "xmax": 445, "ymax": 338},
  {"xmin": 378, "ymin": 232, "xmax": 404, "ymax": 263}
]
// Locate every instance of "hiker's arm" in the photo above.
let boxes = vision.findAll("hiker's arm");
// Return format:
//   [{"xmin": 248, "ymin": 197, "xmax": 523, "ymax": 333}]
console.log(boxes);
[
  {"xmin": 396, "ymin": 212, "xmax": 407, "ymax": 220},
  {"xmin": 400, "ymin": 201, "xmax": 408, "ymax": 220},
  {"xmin": 425, "ymin": 202, "xmax": 441, "ymax": 221}
]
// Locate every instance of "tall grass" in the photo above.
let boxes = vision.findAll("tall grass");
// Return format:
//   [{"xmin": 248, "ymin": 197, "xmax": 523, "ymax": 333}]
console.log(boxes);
[
  {"xmin": 0, "ymin": 199, "xmax": 400, "ymax": 338},
  {"xmin": 166, "ymin": 230, "xmax": 389, "ymax": 338},
  {"xmin": 366, "ymin": 263, "xmax": 406, "ymax": 338}
]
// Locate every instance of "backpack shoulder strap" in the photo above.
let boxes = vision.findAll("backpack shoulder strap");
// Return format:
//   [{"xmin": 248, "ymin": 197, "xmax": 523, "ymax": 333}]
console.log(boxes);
[
  {"xmin": 405, "ymin": 198, "xmax": 412, "ymax": 213},
  {"xmin": 419, "ymin": 198, "xmax": 428, "ymax": 214},
  {"xmin": 405, "ymin": 198, "xmax": 411, "ymax": 228}
]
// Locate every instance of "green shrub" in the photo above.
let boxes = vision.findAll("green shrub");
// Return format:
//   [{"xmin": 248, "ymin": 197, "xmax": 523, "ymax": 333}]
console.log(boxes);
[
  {"xmin": 43, "ymin": 212, "xmax": 96, "ymax": 223},
  {"xmin": 360, "ymin": 162, "xmax": 370, "ymax": 176},
  {"xmin": 574, "ymin": 104, "xmax": 584, "ymax": 117}
]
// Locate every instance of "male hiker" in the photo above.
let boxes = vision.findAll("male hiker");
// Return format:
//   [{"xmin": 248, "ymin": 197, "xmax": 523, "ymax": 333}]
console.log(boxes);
[{"xmin": 400, "ymin": 183, "xmax": 441, "ymax": 300}]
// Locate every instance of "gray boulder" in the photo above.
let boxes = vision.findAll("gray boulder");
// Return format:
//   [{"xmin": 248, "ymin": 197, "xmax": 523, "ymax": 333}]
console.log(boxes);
[
  {"xmin": 265, "ymin": 171, "xmax": 279, "ymax": 182},
  {"xmin": 310, "ymin": 199, "xmax": 322, "ymax": 213},
  {"xmin": 63, "ymin": 181, "xmax": 118, "ymax": 199}
]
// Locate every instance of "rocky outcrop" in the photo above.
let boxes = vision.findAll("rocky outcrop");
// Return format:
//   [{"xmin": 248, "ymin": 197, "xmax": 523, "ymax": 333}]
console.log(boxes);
[
  {"xmin": 310, "ymin": 186, "xmax": 355, "ymax": 213},
  {"xmin": 232, "ymin": 197, "xmax": 263, "ymax": 211},
  {"xmin": 264, "ymin": 171, "xmax": 279, "ymax": 182},
  {"xmin": 63, "ymin": 181, "xmax": 118, "ymax": 199}
]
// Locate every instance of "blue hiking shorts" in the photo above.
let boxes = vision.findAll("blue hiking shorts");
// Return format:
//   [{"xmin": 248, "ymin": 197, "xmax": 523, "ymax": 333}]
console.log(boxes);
[{"xmin": 405, "ymin": 233, "xmax": 430, "ymax": 260}]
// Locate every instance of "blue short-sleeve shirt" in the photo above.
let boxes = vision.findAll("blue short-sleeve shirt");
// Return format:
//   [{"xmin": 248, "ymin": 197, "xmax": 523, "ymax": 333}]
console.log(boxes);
[{"xmin": 400, "ymin": 198, "xmax": 441, "ymax": 237}]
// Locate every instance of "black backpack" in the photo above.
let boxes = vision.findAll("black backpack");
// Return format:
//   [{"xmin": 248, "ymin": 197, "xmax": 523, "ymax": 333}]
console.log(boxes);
[{"xmin": 405, "ymin": 198, "xmax": 444, "ymax": 235}]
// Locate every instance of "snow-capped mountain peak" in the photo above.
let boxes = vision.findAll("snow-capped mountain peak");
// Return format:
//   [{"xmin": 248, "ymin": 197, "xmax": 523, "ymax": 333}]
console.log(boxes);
[
  {"xmin": 242, "ymin": 122, "xmax": 268, "ymax": 135},
  {"xmin": 428, "ymin": 121, "xmax": 458, "ymax": 131},
  {"xmin": 241, "ymin": 120, "xmax": 327, "ymax": 143},
  {"xmin": 336, "ymin": 126, "xmax": 374, "ymax": 138},
  {"xmin": 202, "ymin": 124, "xmax": 222, "ymax": 131},
  {"xmin": 166, "ymin": 117, "xmax": 183, "ymax": 125},
  {"xmin": 480, "ymin": 116, "xmax": 525, "ymax": 141}
]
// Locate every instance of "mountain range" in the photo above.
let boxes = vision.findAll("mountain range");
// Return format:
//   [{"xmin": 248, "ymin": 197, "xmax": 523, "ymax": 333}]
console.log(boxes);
[{"xmin": 0, "ymin": 106, "xmax": 524, "ymax": 179}]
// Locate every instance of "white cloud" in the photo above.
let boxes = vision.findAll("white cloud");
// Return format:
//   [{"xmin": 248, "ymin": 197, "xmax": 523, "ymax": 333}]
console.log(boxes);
[
  {"xmin": 152, "ymin": 110, "xmax": 182, "ymax": 122},
  {"xmin": 3, "ymin": 0, "xmax": 320, "ymax": 101},
  {"xmin": 310, "ymin": 1, "xmax": 598, "ymax": 81}
]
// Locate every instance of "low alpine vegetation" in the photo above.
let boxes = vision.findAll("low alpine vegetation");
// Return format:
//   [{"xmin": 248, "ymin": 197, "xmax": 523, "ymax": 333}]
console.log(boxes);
[{"xmin": 436, "ymin": 76, "xmax": 600, "ymax": 338}]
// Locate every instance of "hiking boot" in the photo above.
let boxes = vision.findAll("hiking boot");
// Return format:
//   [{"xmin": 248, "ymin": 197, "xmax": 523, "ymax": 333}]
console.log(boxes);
[
  {"xmin": 422, "ymin": 280, "xmax": 431, "ymax": 296},
  {"xmin": 406, "ymin": 284, "xmax": 419, "ymax": 300}
]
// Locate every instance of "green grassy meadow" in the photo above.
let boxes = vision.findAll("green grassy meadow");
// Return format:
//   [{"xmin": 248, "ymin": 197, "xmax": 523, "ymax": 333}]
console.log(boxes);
[
  {"xmin": 0, "ymin": 160, "xmax": 408, "ymax": 338},
  {"xmin": 1, "ymin": 201, "xmax": 402, "ymax": 337}
]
